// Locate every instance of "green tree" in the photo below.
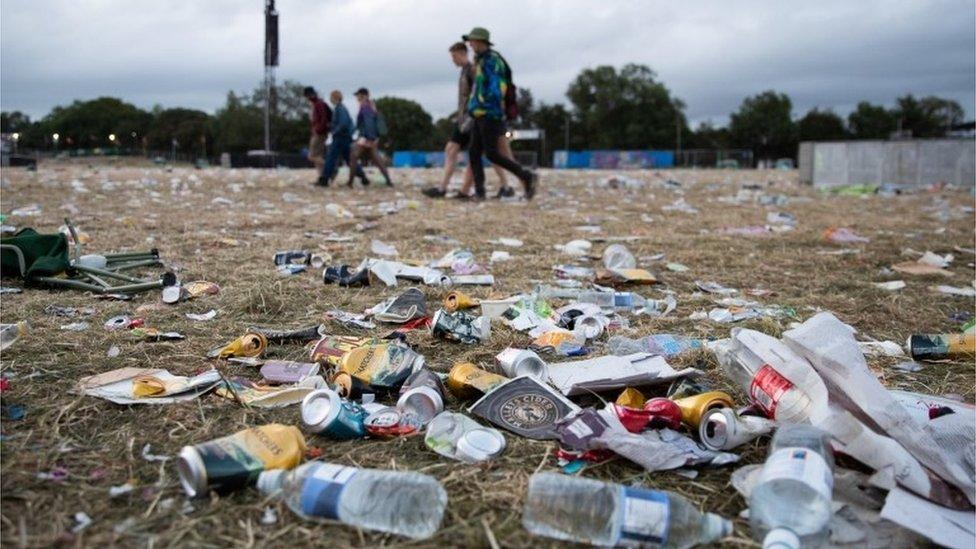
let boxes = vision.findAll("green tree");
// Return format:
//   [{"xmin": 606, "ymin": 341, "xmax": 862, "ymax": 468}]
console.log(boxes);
[
  {"xmin": 249, "ymin": 80, "xmax": 314, "ymax": 153},
  {"xmin": 847, "ymin": 102, "xmax": 896, "ymax": 139},
  {"xmin": 1, "ymin": 111, "xmax": 32, "ymax": 133},
  {"xmin": 687, "ymin": 121, "xmax": 731, "ymax": 149},
  {"xmin": 729, "ymin": 90, "xmax": 797, "ymax": 162},
  {"xmin": 211, "ymin": 91, "xmax": 264, "ymax": 153},
  {"xmin": 432, "ymin": 117, "xmax": 454, "ymax": 149},
  {"xmin": 893, "ymin": 94, "xmax": 965, "ymax": 138},
  {"xmin": 797, "ymin": 108, "xmax": 847, "ymax": 141},
  {"xmin": 147, "ymin": 108, "xmax": 212, "ymax": 155},
  {"xmin": 566, "ymin": 64, "xmax": 688, "ymax": 149},
  {"xmin": 373, "ymin": 96, "xmax": 434, "ymax": 154},
  {"xmin": 33, "ymin": 97, "xmax": 152, "ymax": 149}
]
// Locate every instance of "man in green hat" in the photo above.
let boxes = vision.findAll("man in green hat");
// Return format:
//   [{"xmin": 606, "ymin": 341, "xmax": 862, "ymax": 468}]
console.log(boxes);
[{"xmin": 462, "ymin": 26, "xmax": 537, "ymax": 200}]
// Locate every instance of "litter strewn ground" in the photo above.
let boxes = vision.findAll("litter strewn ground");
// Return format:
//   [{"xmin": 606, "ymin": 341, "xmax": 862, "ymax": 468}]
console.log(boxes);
[{"xmin": 1, "ymin": 158, "xmax": 973, "ymax": 546}]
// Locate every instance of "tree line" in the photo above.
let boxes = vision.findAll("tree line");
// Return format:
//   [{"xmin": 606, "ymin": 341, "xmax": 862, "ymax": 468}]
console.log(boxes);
[{"xmin": 1, "ymin": 63, "xmax": 967, "ymax": 165}]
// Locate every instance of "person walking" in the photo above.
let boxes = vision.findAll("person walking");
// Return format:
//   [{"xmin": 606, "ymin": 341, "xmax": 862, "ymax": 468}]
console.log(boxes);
[
  {"xmin": 462, "ymin": 27, "xmax": 536, "ymax": 200},
  {"xmin": 423, "ymin": 42, "xmax": 513, "ymax": 199},
  {"xmin": 320, "ymin": 90, "xmax": 368, "ymax": 186},
  {"xmin": 303, "ymin": 87, "xmax": 331, "ymax": 183},
  {"xmin": 346, "ymin": 88, "xmax": 393, "ymax": 187}
]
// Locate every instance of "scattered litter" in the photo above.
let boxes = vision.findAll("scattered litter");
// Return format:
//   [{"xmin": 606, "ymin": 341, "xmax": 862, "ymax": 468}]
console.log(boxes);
[
  {"xmin": 489, "ymin": 251, "xmax": 511, "ymax": 263},
  {"xmin": 875, "ymin": 280, "xmax": 906, "ymax": 291},
  {"xmin": 77, "ymin": 367, "xmax": 222, "ymax": 405},
  {"xmin": 932, "ymin": 285, "xmax": 976, "ymax": 297},
  {"xmin": 71, "ymin": 512, "xmax": 93, "ymax": 534},
  {"xmin": 261, "ymin": 507, "xmax": 278, "ymax": 525},
  {"xmin": 370, "ymin": 239, "xmax": 398, "ymax": 257},
  {"xmin": 186, "ymin": 309, "xmax": 217, "ymax": 321},
  {"xmin": 824, "ymin": 227, "xmax": 870, "ymax": 243}
]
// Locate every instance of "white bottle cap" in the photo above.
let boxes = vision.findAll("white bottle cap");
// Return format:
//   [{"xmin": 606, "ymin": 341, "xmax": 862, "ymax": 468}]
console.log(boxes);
[
  {"xmin": 256, "ymin": 469, "xmax": 286, "ymax": 496},
  {"xmin": 703, "ymin": 513, "xmax": 733, "ymax": 542},
  {"xmin": 455, "ymin": 428, "xmax": 506, "ymax": 462},
  {"xmin": 763, "ymin": 528, "xmax": 801, "ymax": 549}
]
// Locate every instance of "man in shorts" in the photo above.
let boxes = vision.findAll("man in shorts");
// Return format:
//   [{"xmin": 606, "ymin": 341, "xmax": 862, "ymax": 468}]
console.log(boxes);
[
  {"xmin": 303, "ymin": 87, "xmax": 330, "ymax": 183},
  {"xmin": 423, "ymin": 42, "xmax": 513, "ymax": 199}
]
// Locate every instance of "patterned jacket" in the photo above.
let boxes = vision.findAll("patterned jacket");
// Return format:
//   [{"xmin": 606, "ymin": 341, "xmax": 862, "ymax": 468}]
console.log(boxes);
[{"xmin": 467, "ymin": 49, "xmax": 508, "ymax": 120}]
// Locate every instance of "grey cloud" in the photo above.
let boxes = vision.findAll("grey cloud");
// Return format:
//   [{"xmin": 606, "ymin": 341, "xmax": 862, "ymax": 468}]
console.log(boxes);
[{"xmin": 2, "ymin": 0, "xmax": 973, "ymax": 127}]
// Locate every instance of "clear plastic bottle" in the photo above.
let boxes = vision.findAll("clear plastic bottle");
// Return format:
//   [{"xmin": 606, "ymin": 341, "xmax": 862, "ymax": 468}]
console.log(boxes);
[
  {"xmin": 0, "ymin": 321, "xmax": 27, "ymax": 352},
  {"xmin": 711, "ymin": 333, "xmax": 814, "ymax": 424},
  {"xmin": 523, "ymin": 472, "xmax": 731, "ymax": 547},
  {"xmin": 608, "ymin": 334, "xmax": 702, "ymax": 358},
  {"xmin": 603, "ymin": 244, "xmax": 637, "ymax": 269},
  {"xmin": 258, "ymin": 461, "xmax": 447, "ymax": 540},
  {"xmin": 749, "ymin": 424, "xmax": 834, "ymax": 548}
]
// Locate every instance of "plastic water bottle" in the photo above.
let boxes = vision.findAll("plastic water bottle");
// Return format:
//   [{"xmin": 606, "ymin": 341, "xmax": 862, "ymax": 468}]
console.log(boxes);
[
  {"xmin": 257, "ymin": 461, "xmax": 447, "ymax": 539},
  {"xmin": 523, "ymin": 473, "xmax": 731, "ymax": 547},
  {"xmin": 608, "ymin": 334, "xmax": 702, "ymax": 358},
  {"xmin": 603, "ymin": 244, "xmax": 637, "ymax": 269},
  {"xmin": 711, "ymin": 336, "xmax": 814, "ymax": 424},
  {"xmin": 750, "ymin": 424, "xmax": 834, "ymax": 548},
  {"xmin": 0, "ymin": 321, "xmax": 27, "ymax": 352}
]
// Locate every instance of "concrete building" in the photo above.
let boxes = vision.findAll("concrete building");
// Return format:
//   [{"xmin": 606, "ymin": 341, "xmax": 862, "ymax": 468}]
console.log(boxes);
[{"xmin": 798, "ymin": 139, "xmax": 975, "ymax": 188}]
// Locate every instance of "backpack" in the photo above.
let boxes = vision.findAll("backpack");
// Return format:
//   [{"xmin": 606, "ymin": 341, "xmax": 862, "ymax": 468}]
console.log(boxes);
[{"xmin": 494, "ymin": 51, "xmax": 519, "ymax": 121}]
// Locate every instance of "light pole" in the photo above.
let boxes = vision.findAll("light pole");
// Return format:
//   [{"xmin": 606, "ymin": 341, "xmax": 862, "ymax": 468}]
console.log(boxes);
[
  {"xmin": 264, "ymin": 0, "xmax": 279, "ymax": 154},
  {"xmin": 52, "ymin": 132, "xmax": 60, "ymax": 153},
  {"xmin": 10, "ymin": 133, "xmax": 19, "ymax": 154}
]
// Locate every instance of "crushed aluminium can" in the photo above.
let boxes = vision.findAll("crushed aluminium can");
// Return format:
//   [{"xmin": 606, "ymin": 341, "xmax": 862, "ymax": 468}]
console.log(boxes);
[
  {"xmin": 176, "ymin": 423, "xmax": 306, "ymax": 498},
  {"xmin": 446, "ymin": 362, "xmax": 509, "ymax": 400},
  {"xmin": 495, "ymin": 348, "xmax": 549, "ymax": 381},
  {"xmin": 908, "ymin": 333, "xmax": 975, "ymax": 361},
  {"xmin": 673, "ymin": 391, "xmax": 735, "ymax": 429},
  {"xmin": 300, "ymin": 388, "xmax": 367, "ymax": 440},
  {"xmin": 699, "ymin": 407, "xmax": 776, "ymax": 451},
  {"xmin": 308, "ymin": 335, "xmax": 376, "ymax": 367},
  {"xmin": 273, "ymin": 250, "xmax": 311, "ymax": 266},
  {"xmin": 430, "ymin": 309, "xmax": 490, "ymax": 344},
  {"xmin": 337, "ymin": 342, "xmax": 425, "ymax": 391},
  {"xmin": 396, "ymin": 369, "xmax": 446, "ymax": 425}
]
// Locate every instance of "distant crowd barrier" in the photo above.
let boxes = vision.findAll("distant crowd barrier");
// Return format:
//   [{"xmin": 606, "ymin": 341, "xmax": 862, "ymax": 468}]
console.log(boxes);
[
  {"xmin": 552, "ymin": 150, "xmax": 674, "ymax": 169},
  {"xmin": 392, "ymin": 150, "xmax": 675, "ymax": 169}
]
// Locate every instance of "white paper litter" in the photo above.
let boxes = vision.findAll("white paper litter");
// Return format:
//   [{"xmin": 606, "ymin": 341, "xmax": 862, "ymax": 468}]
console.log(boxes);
[
  {"xmin": 918, "ymin": 251, "xmax": 953, "ymax": 268},
  {"xmin": 489, "ymin": 251, "xmax": 511, "ymax": 263},
  {"xmin": 185, "ymin": 309, "xmax": 217, "ymax": 321},
  {"xmin": 77, "ymin": 367, "xmax": 221, "ymax": 405},
  {"xmin": 932, "ymin": 285, "xmax": 976, "ymax": 297},
  {"xmin": 874, "ymin": 280, "xmax": 906, "ymax": 291},
  {"xmin": 547, "ymin": 353, "xmax": 701, "ymax": 396},
  {"xmin": 857, "ymin": 340, "xmax": 906, "ymax": 358},
  {"xmin": 784, "ymin": 312, "xmax": 976, "ymax": 506},
  {"xmin": 370, "ymin": 239, "xmax": 398, "ymax": 257},
  {"xmin": 880, "ymin": 487, "xmax": 975, "ymax": 549}
]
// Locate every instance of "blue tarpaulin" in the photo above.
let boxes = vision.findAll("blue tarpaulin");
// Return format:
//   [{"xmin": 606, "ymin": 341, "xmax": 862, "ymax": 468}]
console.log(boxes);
[{"xmin": 553, "ymin": 150, "xmax": 674, "ymax": 169}]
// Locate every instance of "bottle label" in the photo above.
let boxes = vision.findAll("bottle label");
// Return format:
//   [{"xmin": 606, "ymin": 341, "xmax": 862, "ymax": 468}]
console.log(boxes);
[
  {"xmin": 758, "ymin": 447, "xmax": 833, "ymax": 500},
  {"xmin": 300, "ymin": 463, "xmax": 358, "ymax": 519},
  {"xmin": 619, "ymin": 487, "xmax": 669, "ymax": 544},
  {"xmin": 750, "ymin": 364, "xmax": 793, "ymax": 419}
]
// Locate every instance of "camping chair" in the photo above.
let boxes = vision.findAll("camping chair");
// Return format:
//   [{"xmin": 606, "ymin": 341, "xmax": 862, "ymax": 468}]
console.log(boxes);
[{"xmin": 0, "ymin": 219, "xmax": 175, "ymax": 294}]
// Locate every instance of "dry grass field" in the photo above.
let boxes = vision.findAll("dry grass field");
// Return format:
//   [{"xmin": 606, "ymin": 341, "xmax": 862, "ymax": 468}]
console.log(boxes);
[{"xmin": 1, "ymin": 158, "xmax": 973, "ymax": 547}]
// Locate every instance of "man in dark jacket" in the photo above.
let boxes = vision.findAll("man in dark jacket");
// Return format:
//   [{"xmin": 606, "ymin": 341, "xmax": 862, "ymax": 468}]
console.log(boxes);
[
  {"xmin": 304, "ymin": 87, "xmax": 331, "ymax": 182},
  {"xmin": 319, "ymin": 90, "xmax": 368, "ymax": 186},
  {"xmin": 463, "ymin": 27, "xmax": 537, "ymax": 200}
]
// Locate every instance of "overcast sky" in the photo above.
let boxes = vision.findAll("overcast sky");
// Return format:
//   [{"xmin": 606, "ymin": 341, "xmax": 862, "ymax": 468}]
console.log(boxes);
[{"xmin": 2, "ymin": 0, "xmax": 974, "ymax": 126}]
